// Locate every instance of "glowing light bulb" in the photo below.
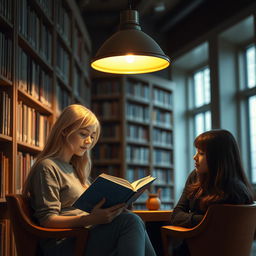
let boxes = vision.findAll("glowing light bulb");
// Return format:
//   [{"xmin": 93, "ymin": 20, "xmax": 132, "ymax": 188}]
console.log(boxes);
[{"xmin": 125, "ymin": 54, "xmax": 135, "ymax": 63}]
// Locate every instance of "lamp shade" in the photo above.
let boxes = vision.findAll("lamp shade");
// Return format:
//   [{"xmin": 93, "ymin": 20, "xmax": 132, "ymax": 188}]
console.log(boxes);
[{"xmin": 91, "ymin": 10, "xmax": 170, "ymax": 74}]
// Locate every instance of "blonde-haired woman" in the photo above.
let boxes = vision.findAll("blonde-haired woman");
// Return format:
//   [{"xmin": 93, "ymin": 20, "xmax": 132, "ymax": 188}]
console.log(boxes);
[{"xmin": 23, "ymin": 104, "xmax": 156, "ymax": 256}]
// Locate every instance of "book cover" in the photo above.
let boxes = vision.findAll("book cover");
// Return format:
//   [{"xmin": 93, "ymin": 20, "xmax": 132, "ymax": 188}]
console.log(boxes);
[{"xmin": 73, "ymin": 173, "xmax": 156, "ymax": 213}]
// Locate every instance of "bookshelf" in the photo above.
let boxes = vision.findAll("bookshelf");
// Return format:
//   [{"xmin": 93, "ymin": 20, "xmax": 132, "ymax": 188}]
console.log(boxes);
[
  {"xmin": 0, "ymin": 0, "xmax": 91, "ymax": 255},
  {"xmin": 91, "ymin": 74, "xmax": 175, "ymax": 210}
]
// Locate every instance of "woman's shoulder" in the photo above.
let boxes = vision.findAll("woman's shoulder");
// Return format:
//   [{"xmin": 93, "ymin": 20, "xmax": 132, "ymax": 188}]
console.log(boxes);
[
  {"xmin": 34, "ymin": 158, "xmax": 61, "ymax": 173},
  {"xmin": 37, "ymin": 158, "xmax": 57, "ymax": 168},
  {"xmin": 225, "ymin": 179, "xmax": 254, "ymax": 204}
]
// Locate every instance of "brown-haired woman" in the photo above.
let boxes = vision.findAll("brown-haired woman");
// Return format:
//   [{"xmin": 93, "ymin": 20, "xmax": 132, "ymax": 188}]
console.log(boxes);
[{"xmin": 170, "ymin": 129, "xmax": 254, "ymax": 255}]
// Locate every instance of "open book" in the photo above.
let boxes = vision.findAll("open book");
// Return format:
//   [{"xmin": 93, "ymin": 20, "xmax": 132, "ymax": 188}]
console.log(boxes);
[{"xmin": 73, "ymin": 173, "xmax": 156, "ymax": 213}]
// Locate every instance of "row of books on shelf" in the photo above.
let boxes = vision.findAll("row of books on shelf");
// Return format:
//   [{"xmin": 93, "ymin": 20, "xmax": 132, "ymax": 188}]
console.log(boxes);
[
  {"xmin": 153, "ymin": 88, "xmax": 172, "ymax": 107},
  {"xmin": 18, "ymin": 47, "xmax": 52, "ymax": 107},
  {"xmin": 17, "ymin": 101, "xmax": 50, "ymax": 147},
  {"xmin": 93, "ymin": 144, "xmax": 120, "ymax": 160},
  {"xmin": 0, "ymin": 152, "xmax": 9, "ymax": 199},
  {"xmin": 126, "ymin": 167, "xmax": 173, "ymax": 186},
  {"xmin": 56, "ymin": 0, "xmax": 71, "ymax": 46},
  {"xmin": 153, "ymin": 149, "xmax": 173, "ymax": 166},
  {"xmin": 126, "ymin": 147, "xmax": 173, "ymax": 166},
  {"xmin": 19, "ymin": 0, "xmax": 52, "ymax": 63},
  {"xmin": 126, "ymin": 146, "xmax": 149, "ymax": 164},
  {"xmin": 132, "ymin": 189, "xmax": 173, "ymax": 209},
  {"xmin": 73, "ymin": 25, "xmax": 88, "ymax": 64},
  {"xmin": 73, "ymin": 66, "xmax": 88, "ymax": 99},
  {"xmin": 101, "ymin": 124, "xmax": 120, "ymax": 139},
  {"xmin": 127, "ymin": 124, "xmax": 148, "ymax": 142},
  {"xmin": 0, "ymin": 90, "xmax": 11, "ymax": 136},
  {"xmin": 16, "ymin": 151, "xmax": 35, "ymax": 194},
  {"xmin": 92, "ymin": 80, "xmax": 121, "ymax": 95},
  {"xmin": 153, "ymin": 128, "xmax": 173, "ymax": 146},
  {"xmin": 126, "ymin": 79, "xmax": 150, "ymax": 99},
  {"xmin": 56, "ymin": 40, "xmax": 70, "ymax": 84},
  {"xmin": 126, "ymin": 103, "xmax": 149, "ymax": 123},
  {"xmin": 92, "ymin": 101, "xmax": 120, "ymax": 119},
  {"xmin": 0, "ymin": 31, "xmax": 12, "ymax": 81},
  {"xmin": 91, "ymin": 79, "xmax": 172, "ymax": 108},
  {"xmin": 135, "ymin": 191, "xmax": 148, "ymax": 203},
  {"xmin": 0, "ymin": 0, "xmax": 12, "ymax": 22},
  {"xmin": 92, "ymin": 165, "xmax": 120, "ymax": 178},
  {"xmin": 152, "ymin": 168, "xmax": 173, "ymax": 185},
  {"xmin": 0, "ymin": 151, "xmax": 36, "ymax": 195},
  {"xmin": 152, "ymin": 109, "xmax": 172, "ymax": 128},
  {"xmin": 93, "ymin": 101, "xmax": 173, "ymax": 126},
  {"xmin": 73, "ymin": 65, "xmax": 82, "ymax": 97},
  {"xmin": 126, "ymin": 167, "xmax": 148, "ymax": 182},
  {"xmin": 56, "ymin": 82, "xmax": 71, "ymax": 114},
  {"xmin": 153, "ymin": 186, "xmax": 173, "ymax": 202},
  {"xmin": 161, "ymin": 204, "xmax": 173, "ymax": 210}
]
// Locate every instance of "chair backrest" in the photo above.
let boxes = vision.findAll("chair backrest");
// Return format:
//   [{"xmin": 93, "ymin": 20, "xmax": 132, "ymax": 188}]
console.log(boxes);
[
  {"xmin": 6, "ymin": 194, "xmax": 42, "ymax": 256},
  {"xmin": 187, "ymin": 204, "xmax": 256, "ymax": 256}
]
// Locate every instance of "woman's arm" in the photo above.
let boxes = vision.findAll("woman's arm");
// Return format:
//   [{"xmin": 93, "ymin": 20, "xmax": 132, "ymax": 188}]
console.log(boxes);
[
  {"xmin": 170, "ymin": 170, "xmax": 204, "ymax": 228},
  {"xmin": 170, "ymin": 192, "xmax": 204, "ymax": 228},
  {"xmin": 42, "ymin": 199, "xmax": 125, "ymax": 228}
]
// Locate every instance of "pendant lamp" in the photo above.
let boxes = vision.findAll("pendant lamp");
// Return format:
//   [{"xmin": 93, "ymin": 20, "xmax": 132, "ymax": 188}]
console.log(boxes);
[{"xmin": 91, "ymin": 8, "xmax": 170, "ymax": 74}]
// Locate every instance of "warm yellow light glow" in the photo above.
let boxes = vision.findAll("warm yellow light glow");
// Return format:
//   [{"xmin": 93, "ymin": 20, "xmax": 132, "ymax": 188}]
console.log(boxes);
[
  {"xmin": 91, "ymin": 55, "xmax": 170, "ymax": 74},
  {"xmin": 125, "ymin": 54, "xmax": 135, "ymax": 63}
]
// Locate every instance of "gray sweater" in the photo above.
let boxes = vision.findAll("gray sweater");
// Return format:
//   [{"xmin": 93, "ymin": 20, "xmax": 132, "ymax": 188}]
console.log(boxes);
[{"xmin": 28, "ymin": 158, "xmax": 88, "ymax": 225}]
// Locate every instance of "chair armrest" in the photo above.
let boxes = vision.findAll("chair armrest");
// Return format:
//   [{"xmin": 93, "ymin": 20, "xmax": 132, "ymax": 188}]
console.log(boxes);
[
  {"xmin": 161, "ymin": 213, "xmax": 208, "ymax": 239},
  {"xmin": 24, "ymin": 223, "xmax": 89, "ymax": 239}
]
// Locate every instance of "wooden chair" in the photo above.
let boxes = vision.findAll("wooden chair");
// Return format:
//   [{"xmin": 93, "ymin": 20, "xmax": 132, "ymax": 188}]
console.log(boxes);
[
  {"xmin": 161, "ymin": 204, "xmax": 256, "ymax": 256},
  {"xmin": 6, "ymin": 194, "xmax": 89, "ymax": 256}
]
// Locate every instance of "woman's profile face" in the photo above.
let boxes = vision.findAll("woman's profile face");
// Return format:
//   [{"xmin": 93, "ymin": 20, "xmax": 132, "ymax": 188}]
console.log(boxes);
[
  {"xmin": 67, "ymin": 125, "xmax": 97, "ymax": 157},
  {"xmin": 193, "ymin": 148, "xmax": 208, "ymax": 174}
]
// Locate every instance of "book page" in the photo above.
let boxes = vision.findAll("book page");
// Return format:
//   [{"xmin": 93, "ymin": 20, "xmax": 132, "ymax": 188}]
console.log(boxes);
[
  {"xmin": 131, "ymin": 176, "xmax": 156, "ymax": 190},
  {"xmin": 100, "ymin": 173, "xmax": 134, "ymax": 190}
]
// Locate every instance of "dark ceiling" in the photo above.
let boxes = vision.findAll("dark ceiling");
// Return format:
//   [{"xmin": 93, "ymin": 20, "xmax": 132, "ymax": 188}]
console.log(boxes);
[
  {"xmin": 75, "ymin": 0, "xmax": 255, "ymax": 61},
  {"xmin": 76, "ymin": 0, "xmax": 184, "ymax": 29},
  {"xmin": 75, "ymin": 0, "xmax": 206, "ymax": 54}
]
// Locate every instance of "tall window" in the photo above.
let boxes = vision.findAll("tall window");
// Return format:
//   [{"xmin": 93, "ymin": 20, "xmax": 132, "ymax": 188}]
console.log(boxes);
[
  {"xmin": 192, "ymin": 67, "xmax": 211, "ymax": 136},
  {"xmin": 245, "ymin": 45, "xmax": 256, "ymax": 183}
]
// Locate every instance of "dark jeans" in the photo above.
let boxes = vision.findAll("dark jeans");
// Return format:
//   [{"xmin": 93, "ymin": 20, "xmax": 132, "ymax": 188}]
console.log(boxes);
[{"xmin": 40, "ymin": 212, "xmax": 156, "ymax": 256}]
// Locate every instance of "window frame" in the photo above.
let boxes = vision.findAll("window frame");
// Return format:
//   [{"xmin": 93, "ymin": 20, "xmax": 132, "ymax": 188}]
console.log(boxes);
[
  {"xmin": 238, "ymin": 43, "xmax": 256, "ymax": 184},
  {"xmin": 185, "ymin": 65, "xmax": 212, "ymax": 169}
]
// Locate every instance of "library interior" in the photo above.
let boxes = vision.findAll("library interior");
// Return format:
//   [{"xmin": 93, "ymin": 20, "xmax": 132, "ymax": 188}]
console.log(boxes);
[{"xmin": 0, "ymin": 0, "xmax": 256, "ymax": 255}]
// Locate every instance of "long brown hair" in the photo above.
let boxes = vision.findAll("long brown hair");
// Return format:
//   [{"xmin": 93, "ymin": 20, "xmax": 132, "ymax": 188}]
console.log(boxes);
[
  {"xmin": 187, "ymin": 129, "xmax": 254, "ymax": 210},
  {"xmin": 23, "ymin": 104, "xmax": 101, "ymax": 196}
]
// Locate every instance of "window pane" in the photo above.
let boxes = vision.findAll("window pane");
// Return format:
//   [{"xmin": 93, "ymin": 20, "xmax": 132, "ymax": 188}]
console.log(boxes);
[
  {"xmin": 204, "ymin": 68, "xmax": 211, "ymax": 104},
  {"xmin": 249, "ymin": 95, "xmax": 256, "ymax": 183},
  {"xmin": 194, "ymin": 67, "xmax": 211, "ymax": 107},
  {"xmin": 194, "ymin": 72, "xmax": 204, "ymax": 107},
  {"xmin": 195, "ymin": 113, "xmax": 204, "ymax": 136},
  {"xmin": 246, "ymin": 46, "xmax": 256, "ymax": 88},
  {"xmin": 194, "ymin": 111, "xmax": 211, "ymax": 137},
  {"xmin": 205, "ymin": 111, "xmax": 211, "ymax": 131}
]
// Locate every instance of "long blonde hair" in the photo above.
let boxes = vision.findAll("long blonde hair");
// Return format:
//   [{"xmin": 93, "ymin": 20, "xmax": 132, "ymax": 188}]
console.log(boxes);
[{"xmin": 23, "ymin": 104, "xmax": 100, "ymax": 195}]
